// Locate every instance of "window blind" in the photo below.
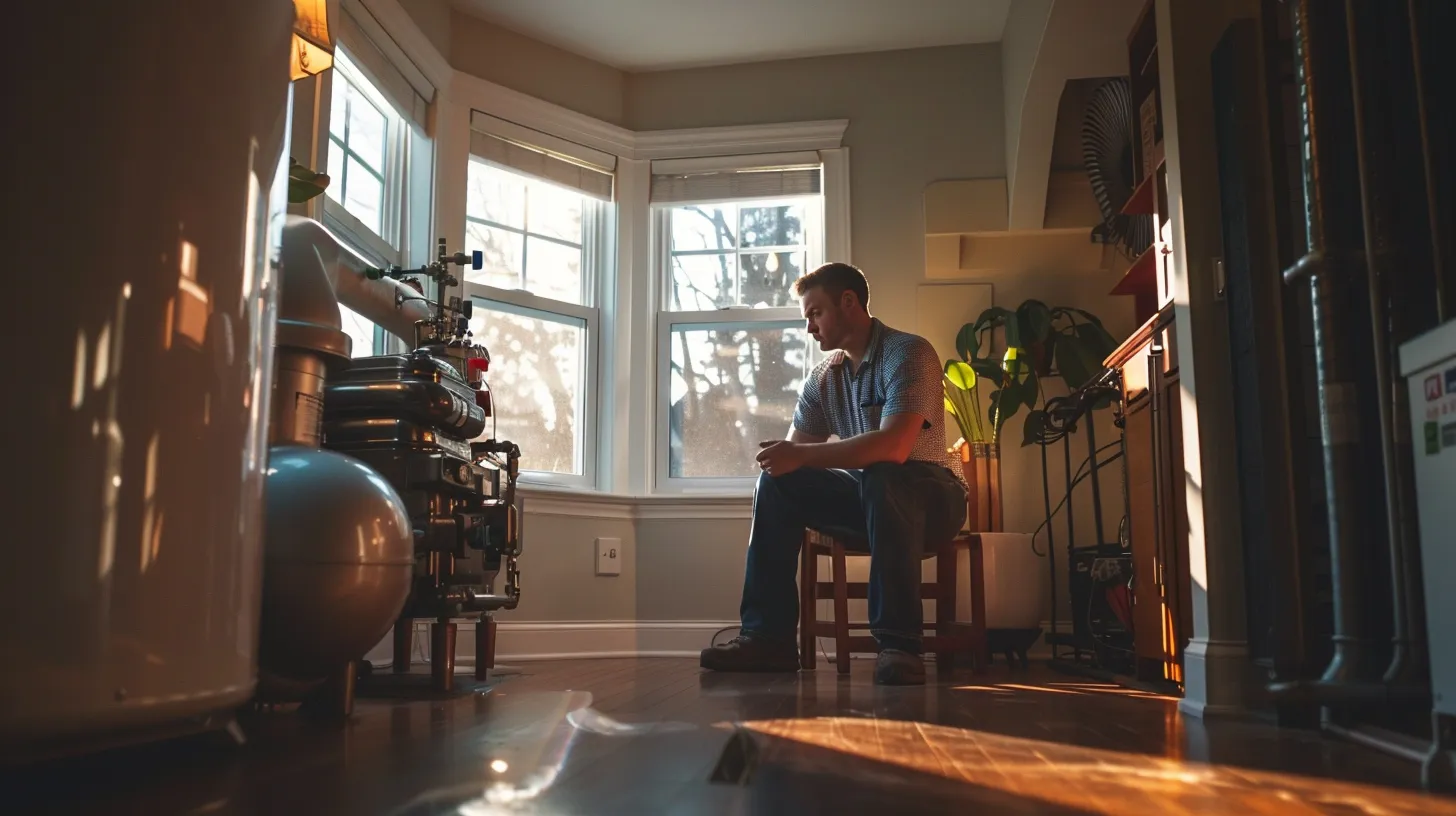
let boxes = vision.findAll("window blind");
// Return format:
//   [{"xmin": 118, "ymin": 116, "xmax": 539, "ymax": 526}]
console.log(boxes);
[
  {"xmin": 469, "ymin": 112, "xmax": 616, "ymax": 201},
  {"xmin": 337, "ymin": 0, "xmax": 432, "ymax": 128},
  {"xmin": 649, "ymin": 154, "xmax": 823, "ymax": 205}
]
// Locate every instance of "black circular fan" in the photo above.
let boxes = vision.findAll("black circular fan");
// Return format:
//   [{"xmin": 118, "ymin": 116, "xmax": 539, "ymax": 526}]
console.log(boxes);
[{"xmin": 1081, "ymin": 77, "xmax": 1153, "ymax": 257}]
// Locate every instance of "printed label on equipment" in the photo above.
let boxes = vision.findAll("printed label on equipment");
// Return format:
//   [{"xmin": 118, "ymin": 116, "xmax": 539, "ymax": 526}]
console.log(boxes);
[
  {"xmin": 1444, "ymin": 422, "xmax": 1456, "ymax": 450},
  {"xmin": 1427, "ymin": 374, "xmax": 1444, "ymax": 402},
  {"xmin": 296, "ymin": 391, "xmax": 324, "ymax": 447},
  {"xmin": 1426, "ymin": 421, "xmax": 1441, "ymax": 456}
]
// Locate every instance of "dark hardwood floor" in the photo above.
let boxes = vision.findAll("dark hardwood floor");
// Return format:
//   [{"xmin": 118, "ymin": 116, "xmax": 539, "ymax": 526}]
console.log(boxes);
[{"xmin": 4, "ymin": 657, "xmax": 1453, "ymax": 814}]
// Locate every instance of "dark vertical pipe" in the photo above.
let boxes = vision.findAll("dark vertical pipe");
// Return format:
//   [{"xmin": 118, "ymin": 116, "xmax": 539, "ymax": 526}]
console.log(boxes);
[
  {"xmin": 1086, "ymin": 413, "xmax": 1106, "ymax": 547},
  {"xmin": 1344, "ymin": 0, "xmax": 1435, "ymax": 688},
  {"xmin": 1408, "ymin": 0, "xmax": 1456, "ymax": 322},
  {"xmin": 1042, "ymin": 441, "xmax": 1059, "ymax": 660},
  {"xmin": 1285, "ymin": 0, "xmax": 1375, "ymax": 694},
  {"xmin": 393, "ymin": 615, "xmax": 412, "ymax": 674}
]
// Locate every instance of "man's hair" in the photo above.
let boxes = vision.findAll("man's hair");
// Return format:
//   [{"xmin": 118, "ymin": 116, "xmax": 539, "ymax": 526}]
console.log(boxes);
[{"xmin": 793, "ymin": 262, "xmax": 870, "ymax": 311}]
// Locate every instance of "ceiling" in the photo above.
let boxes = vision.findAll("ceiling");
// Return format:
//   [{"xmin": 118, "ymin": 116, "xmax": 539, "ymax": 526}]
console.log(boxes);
[{"xmin": 450, "ymin": 0, "xmax": 1013, "ymax": 72}]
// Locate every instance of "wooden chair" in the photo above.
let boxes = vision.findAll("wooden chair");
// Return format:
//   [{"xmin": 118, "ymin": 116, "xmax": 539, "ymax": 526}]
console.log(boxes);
[{"xmin": 798, "ymin": 527, "xmax": 987, "ymax": 674}]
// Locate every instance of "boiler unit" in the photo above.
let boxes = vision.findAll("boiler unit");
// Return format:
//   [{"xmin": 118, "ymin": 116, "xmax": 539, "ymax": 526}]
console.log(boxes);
[{"xmin": 258, "ymin": 217, "xmax": 522, "ymax": 714}]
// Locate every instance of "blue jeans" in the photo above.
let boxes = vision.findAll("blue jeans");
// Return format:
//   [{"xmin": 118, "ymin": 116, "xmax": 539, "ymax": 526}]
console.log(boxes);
[{"xmin": 739, "ymin": 460, "xmax": 968, "ymax": 655}]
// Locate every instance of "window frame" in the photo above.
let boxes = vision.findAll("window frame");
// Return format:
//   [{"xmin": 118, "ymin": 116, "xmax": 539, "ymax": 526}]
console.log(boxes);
[
  {"xmin": 460, "ymin": 155, "xmax": 612, "ymax": 490},
  {"xmin": 650, "ymin": 187, "xmax": 829, "ymax": 494},
  {"xmin": 321, "ymin": 46, "xmax": 410, "ymax": 268}
]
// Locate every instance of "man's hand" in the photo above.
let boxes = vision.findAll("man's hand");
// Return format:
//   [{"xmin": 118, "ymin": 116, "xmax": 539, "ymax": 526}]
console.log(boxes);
[{"xmin": 756, "ymin": 440, "xmax": 806, "ymax": 477}]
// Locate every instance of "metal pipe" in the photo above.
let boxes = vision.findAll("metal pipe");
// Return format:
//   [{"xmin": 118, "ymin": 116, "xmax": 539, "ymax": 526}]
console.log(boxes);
[
  {"xmin": 432, "ymin": 619, "xmax": 456, "ymax": 693},
  {"xmin": 1344, "ymin": 0, "xmax": 1429, "ymax": 687},
  {"xmin": 1042, "ymin": 440, "xmax": 1059, "ymax": 661},
  {"xmin": 280, "ymin": 215, "xmax": 434, "ymax": 344},
  {"xmin": 1407, "ymin": 0, "xmax": 1453, "ymax": 322},
  {"xmin": 1324, "ymin": 720, "xmax": 1432, "ymax": 765},
  {"xmin": 1086, "ymin": 412, "xmax": 1106, "ymax": 546},
  {"xmin": 392, "ymin": 615, "xmax": 412, "ymax": 674},
  {"xmin": 1285, "ymin": 0, "xmax": 1377, "ymax": 691}
]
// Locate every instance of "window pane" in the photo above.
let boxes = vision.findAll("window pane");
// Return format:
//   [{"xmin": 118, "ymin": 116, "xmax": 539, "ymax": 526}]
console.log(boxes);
[
  {"xmin": 325, "ymin": 137, "xmax": 345, "ymax": 205},
  {"xmin": 328, "ymin": 77, "xmax": 348, "ymax": 143},
  {"xmin": 739, "ymin": 252, "xmax": 803, "ymax": 308},
  {"xmin": 339, "ymin": 305, "xmax": 376, "ymax": 358},
  {"xmin": 525, "ymin": 237, "xmax": 582, "ymax": 305},
  {"xmin": 465, "ymin": 222, "xmax": 523, "ymax": 290},
  {"xmin": 668, "ymin": 324, "xmax": 815, "ymax": 478},
  {"xmin": 669, "ymin": 253, "xmax": 735, "ymax": 311},
  {"xmin": 470, "ymin": 306, "xmax": 583, "ymax": 475},
  {"xmin": 346, "ymin": 83, "xmax": 387, "ymax": 172},
  {"xmin": 527, "ymin": 182, "xmax": 583, "ymax": 244},
  {"xmin": 343, "ymin": 157, "xmax": 383, "ymax": 234},
  {"xmin": 467, "ymin": 160, "xmax": 527, "ymax": 229},
  {"xmin": 739, "ymin": 204, "xmax": 804, "ymax": 248},
  {"xmin": 671, "ymin": 206, "xmax": 736, "ymax": 253}
]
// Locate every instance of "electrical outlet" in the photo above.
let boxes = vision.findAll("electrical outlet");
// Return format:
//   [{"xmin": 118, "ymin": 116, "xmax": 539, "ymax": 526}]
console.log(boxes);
[{"xmin": 595, "ymin": 537, "xmax": 621, "ymax": 576}]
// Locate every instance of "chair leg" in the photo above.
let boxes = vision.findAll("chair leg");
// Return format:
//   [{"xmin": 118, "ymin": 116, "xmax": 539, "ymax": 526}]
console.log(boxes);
[
  {"xmin": 799, "ymin": 531, "xmax": 816, "ymax": 671},
  {"xmin": 832, "ymin": 541, "xmax": 850, "ymax": 675}
]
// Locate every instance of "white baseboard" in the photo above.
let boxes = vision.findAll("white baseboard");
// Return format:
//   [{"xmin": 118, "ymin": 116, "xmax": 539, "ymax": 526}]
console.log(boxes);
[
  {"xmin": 366, "ymin": 620, "xmax": 742, "ymax": 665},
  {"xmin": 365, "ymin": 620, "xmax": 903, "ymax": 666}
]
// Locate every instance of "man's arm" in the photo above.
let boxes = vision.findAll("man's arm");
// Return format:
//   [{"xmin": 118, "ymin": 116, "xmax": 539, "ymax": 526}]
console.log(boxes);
[{"xmin": 787, "ymin": 413, "xmax": 922, "ymax": 469}]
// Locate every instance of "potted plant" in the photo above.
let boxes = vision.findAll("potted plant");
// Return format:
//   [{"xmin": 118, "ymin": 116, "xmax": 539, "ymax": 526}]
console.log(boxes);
[{"xmin": 945, "ymin": 299, "xmax": 1119, "ymax": 531}]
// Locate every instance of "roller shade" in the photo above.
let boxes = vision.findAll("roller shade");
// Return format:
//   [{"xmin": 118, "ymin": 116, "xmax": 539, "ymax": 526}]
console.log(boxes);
[
  {"xmin": 337, "ymin": 0, "xmax": 431, "ymax": 127},
  {"xmin": 469, "ymin": 112, "xmax": 616, "ymax": 201},
  {"xmin": 650, "ymin": 154, "xmax": 823, "ymax": 205}
]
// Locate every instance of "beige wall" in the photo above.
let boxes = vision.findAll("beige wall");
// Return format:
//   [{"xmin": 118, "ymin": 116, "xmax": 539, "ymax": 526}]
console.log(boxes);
[
  {"xmin": 496, "ymin": 514, "xmax": 639, "ymax": 623},
  {"xmin": 396, "ymin": 0, "xmax": 452, "ymax": 61},
  {"xmin": 449, "ymin": 10, "xmax": 629, "ymax": 126},
  {"xmin": 635, "ymin": 519, "xmax": 751, "ymax": 621}
]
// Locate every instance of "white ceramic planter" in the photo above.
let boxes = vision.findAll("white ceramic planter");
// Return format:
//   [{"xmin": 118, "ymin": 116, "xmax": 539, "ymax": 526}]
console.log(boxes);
[{"xmin": 957, "ymin": 532, "xmax": 1048, "ymax": 630}]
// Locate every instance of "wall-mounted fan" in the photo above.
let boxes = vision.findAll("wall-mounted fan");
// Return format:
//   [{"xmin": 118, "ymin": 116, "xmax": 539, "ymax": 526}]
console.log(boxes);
[{"xmin": 1081, "ymin": 77, "xmax": 1153, "ymax": 258}]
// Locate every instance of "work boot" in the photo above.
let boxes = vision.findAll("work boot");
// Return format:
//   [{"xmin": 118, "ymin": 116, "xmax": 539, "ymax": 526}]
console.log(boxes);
[
  {"xmin": 874, "ymin": 649, "xmax": 926, "ymax": 685},
  {"xmin": 700, "ymin": 634, "xmax": 800, "ymax": 672}
]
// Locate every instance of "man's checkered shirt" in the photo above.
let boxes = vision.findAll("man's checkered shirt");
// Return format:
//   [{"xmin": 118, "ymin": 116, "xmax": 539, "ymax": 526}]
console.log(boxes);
[{"xmin": 792, "ymin": 318, "xmax": 962, "ymax": 476}]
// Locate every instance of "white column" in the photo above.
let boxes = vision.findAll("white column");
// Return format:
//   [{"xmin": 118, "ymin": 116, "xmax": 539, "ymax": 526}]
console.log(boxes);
[{"xmin": 1155, "ymin": 0, "xmax": 1265, "ymax": 718}]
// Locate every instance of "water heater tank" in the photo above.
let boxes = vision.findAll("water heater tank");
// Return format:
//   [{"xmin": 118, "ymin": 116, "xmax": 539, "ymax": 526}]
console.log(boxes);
[{"xmin": 0, "ymin": 1, "xmax": 295, "ymax": 759}]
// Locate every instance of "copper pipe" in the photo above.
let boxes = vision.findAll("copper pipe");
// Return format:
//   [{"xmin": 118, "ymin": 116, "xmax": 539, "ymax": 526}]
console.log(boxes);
[{"xmin": 432, "ymin": 619, "xmax": 456, "ymax": 693}]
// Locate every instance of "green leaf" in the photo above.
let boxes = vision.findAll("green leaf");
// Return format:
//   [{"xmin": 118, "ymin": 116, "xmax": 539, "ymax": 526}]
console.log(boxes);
[
  {"xmin": 1023, "ymin": 370, "xmax": 1041, "ymax": 411},
  {"xmin": 1055, "ymin": 332, "xmax": 1093, "ymax": 390},
  {"xmin": 1022, "ymin": 409, "xmax": 1049, "ymax": 447},
  {"xmin": 1018, "ymin": 300, "xmax": 1054, "ymax": 346},
  {"xmin": 1063, "ymin": 307, "xmax": 1107, "ymax": 329},
  {"xmin": 1074, "ymin": 321, "xmax": 1119, "ymax": 359},
  {"xmin": 970, "ymin": 359, "xmax": 1003, "ymax": 386},
  {"xmin": 973, "ymin": 306, "xmax": 1013, "ymax": 334},
  {"xmin": 944, "ymin": 394, "xmax": 956, "ymax": 414},
  {"xmin": 945, "ymin": 361, "xmax": 977, "ymax": 391},
  {"xmin": 955, "ymin": 322, "xmax": 980, "ymax": 362}
]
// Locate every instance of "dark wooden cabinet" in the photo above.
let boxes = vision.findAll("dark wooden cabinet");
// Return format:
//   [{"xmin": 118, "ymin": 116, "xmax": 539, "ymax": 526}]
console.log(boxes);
[{"xmin": 1108, "ymin": 306, "xmax": 1192, "ymax": 687}]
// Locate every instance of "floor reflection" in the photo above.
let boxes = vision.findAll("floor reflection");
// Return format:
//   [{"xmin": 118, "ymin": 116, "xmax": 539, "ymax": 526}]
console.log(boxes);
[{"xmin": 741, "ymin": 716, "xmax": 1456, "ymax": 815}]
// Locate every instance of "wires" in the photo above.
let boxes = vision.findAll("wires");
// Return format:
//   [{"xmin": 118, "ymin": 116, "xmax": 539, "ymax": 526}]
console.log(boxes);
[{"xmin": 1029, "ymin": 440, "xmax": 1124, "ymax": 555}]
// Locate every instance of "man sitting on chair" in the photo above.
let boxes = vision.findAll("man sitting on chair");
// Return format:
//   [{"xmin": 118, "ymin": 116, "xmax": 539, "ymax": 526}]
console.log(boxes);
[{"xmin": 699, "ymin": 262, "xmax": 968, "ymax": 685}]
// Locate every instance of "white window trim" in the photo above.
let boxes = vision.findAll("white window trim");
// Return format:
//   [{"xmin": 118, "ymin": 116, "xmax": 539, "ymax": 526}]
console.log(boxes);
[
  {"xmin": 321, "ymin": 47, "xmax": 409, "ymax": 265},
  {"xmin": 460, "ymin": 140, "xmax": 613, "ymax": 489},
  {"xmin": 464, "ymin": 283, "xmax": 601, "ymax": 490},
  {"xmin": 649, "ymin": 186, "xmax": 828, "ymax": 494},
  {"xmin": 654, "ymin": 306, "xmax": 808, "ymax": 494}
]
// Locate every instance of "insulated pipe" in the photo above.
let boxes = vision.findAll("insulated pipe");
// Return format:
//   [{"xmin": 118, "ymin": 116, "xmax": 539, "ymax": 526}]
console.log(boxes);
[
  {"xmin": 279, "ymin": 216, "xmax": 434, "ymax": 345},
  {"xmin": 1282, "ymin": 0, "xmax": 1376, "ymax": 693},
  {"xmin": 1345, "ymin": 0, "xmax": 1433, "ymax": 688}
]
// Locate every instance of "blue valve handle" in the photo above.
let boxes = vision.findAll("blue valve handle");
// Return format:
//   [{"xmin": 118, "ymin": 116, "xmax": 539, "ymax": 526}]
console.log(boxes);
[{"xmin": 471, "ymin": 250, "xmax": 483, "ymax": 270}]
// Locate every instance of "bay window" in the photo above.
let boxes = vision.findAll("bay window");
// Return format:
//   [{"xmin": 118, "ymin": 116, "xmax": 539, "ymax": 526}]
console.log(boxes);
[
  {"xmin": 462, "ymin": 114, "xmax": 615, "ymax": 487},
  {"xmin": 652, "ymin": 156, "xmax": 830, "ymax": 492}
]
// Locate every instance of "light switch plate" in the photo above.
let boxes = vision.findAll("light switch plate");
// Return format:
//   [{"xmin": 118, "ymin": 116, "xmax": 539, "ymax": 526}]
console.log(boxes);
[{"xmin": 595, "ymin": 537, "xmax": 621, "ymax": 576}]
